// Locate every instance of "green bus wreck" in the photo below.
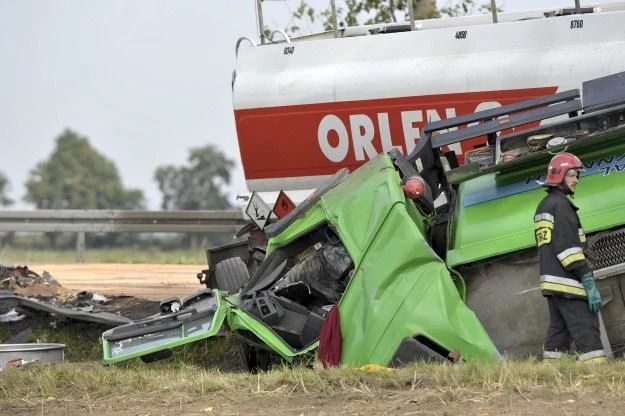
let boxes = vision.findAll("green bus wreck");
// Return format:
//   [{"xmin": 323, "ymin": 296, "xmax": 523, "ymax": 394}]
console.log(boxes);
[{"xmin": 102, "ymin": 72, "xmax": 625, "ymax": 368}]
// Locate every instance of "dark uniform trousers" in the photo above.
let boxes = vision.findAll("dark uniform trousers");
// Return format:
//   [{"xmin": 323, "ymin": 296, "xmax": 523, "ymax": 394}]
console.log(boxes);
[{"xmin": 545, "ymin": 296, "xmax": 602, "ymax": 354}]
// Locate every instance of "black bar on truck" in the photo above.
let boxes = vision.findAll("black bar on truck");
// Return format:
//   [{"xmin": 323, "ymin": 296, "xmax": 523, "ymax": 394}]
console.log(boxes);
[
  {"xmin": 104, "ymin": 319, "xmax": 184, "ymax": 342},
  {"xmin": 424, "ymin": 89, "xmax": 580, "ymax": 135},
  {"xmin": 432, "ymin": 99, "xmax": 581, "ymax": 148},
  {"xmin": 102, "ymin": 307, "xmax": 215, "ymax": 342},
  {"xmin": 583, "ymin": 71, "xmax": 625, "ymax": 113}
]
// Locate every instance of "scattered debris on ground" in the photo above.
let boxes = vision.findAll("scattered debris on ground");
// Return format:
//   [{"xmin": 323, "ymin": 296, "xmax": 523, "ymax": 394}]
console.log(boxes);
[
  {"xmin": 1, "ymin": 265, "xmax": 63, "ymax": 298},
  {"xmin": 0, "ymin": 263, "xmax": 244, "ymax": 370},
  {"xmin": 0, "ymin": 264, "xmax": 160, "ymax": 346}
]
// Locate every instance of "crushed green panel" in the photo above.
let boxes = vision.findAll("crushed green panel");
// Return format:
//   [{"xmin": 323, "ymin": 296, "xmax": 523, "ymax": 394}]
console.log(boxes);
[
  {"xmin": 449, "ymin": 144, "xmax": 625, "ymax": 267},
  {"xmin": 227, "ymin": 306, "xmax": 317, "ymax": 360},
  {"xmin": 265, "ymin": 205, "xmax": 326, "ymax": 255},
  {"xmin": 240, "ymin": 155, "xmax": 496, "ymax": 366},
  {"xmin": 338, "ymin": 203, "xmax": 498, "ymax": 366},
  {"xmin": 320, "ymin": 156, "xmax": 409, "ymax": 265},
  {"xmin": 267, "ymin": 155, "xmax": 415, "ymax": 258},
  {"xmin": 102, "ymin": 293, "xmax": 228, "ymax": 364},
  {"xmin": 267, "ymin": 155, "xmax": 412, "ymax": 260}
]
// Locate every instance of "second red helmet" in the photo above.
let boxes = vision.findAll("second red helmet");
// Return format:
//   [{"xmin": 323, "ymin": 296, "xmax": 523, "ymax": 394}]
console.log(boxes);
[{"xmin": 544, "ymin": 152, "xmax": 584, "ymax": 186}]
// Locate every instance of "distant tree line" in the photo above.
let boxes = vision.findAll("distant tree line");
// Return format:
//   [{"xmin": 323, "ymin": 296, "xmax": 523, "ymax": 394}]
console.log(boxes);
[{"xmin": 0, "ymin": 129, "xmax": 235, "ymax": 249}]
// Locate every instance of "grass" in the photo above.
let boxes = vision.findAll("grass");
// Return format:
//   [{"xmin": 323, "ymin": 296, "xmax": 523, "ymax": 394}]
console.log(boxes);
[
  {"xmin": 3, "ymin": 320, "xmax": 625, "ymax": 404},
  {"xmin": 3, "ymin": 322, "xmax": 625, "ymax": 413},
  {"xmin": 2, "ymin": 358, "xmax": 625, "ymax": 404},
  {"xmin": 0, "ymin": 247, "xmax": 207, "ymax": 265},
  {"xmin": 2, "ymin": 320, "xmax": 243, "ymax": 367},
  {"xmin": 0, "ymin": 325, "xmax": 9, "ymax": 343}
]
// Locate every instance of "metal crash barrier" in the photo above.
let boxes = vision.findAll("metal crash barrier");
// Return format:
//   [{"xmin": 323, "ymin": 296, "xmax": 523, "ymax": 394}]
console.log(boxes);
[{"xmin": 0, "ymin": 210, "xmax": 248, "ymax": 262}]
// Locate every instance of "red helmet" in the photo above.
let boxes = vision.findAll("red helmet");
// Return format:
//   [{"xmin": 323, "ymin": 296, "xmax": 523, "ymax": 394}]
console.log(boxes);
[{"xmin": 544, "ymin": 152, "xmax": 584, "ymax": 186}]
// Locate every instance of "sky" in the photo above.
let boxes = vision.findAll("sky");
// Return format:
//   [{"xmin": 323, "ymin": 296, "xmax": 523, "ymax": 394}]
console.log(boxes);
[{"xmin": 0, "ymin": 0, "xmax": 621, "ymax": 210}]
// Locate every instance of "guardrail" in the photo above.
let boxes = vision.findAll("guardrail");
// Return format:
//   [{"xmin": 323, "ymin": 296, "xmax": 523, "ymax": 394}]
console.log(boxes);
[
  {"xmin": 0, "ymin": 210, "xmax": 249, "ymax": 262},
  {"xmin": 0, "ymin": 210, "xmax": 248, "ymax": 233}
]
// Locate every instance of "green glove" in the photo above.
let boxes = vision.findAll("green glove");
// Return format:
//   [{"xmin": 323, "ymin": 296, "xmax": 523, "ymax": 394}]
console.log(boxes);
[{"xmin": 581, "ymin": 272, "xmax": 602, "ymax": 313}]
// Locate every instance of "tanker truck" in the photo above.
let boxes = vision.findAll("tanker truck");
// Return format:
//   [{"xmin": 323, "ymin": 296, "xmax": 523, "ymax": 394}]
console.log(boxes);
[
  {"xmin": 233, "ymin": 1, "xmax": 625, "ymax": 196},
  {"xmin": 102, "ymin": 2, "xmax": 625, "ymax": 370}
]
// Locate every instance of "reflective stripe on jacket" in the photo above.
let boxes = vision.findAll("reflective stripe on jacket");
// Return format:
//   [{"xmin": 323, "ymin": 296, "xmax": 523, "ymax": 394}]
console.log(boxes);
[{"xmin": 534, "ymin": 188, "xmax": 591, "ymax": 299}]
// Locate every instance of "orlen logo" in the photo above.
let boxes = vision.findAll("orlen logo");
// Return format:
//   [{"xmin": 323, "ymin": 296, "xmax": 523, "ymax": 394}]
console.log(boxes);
[
  {"xmin": 234, "ymin": 87, "xmax": 557, "ymax": 182},
  {"xmin": 317, "ymin": 103, "xmax": 500, "ymax": 163}
]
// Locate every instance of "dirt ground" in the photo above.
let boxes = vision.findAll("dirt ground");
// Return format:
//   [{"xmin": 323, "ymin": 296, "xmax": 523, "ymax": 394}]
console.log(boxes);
[
  {"xmin": 4, "ymin": 388, "xmax": 623, "ymax": 416},
  {"xmin": 39, "ymin": 263, "xmax": 206, "ymax": 300}
]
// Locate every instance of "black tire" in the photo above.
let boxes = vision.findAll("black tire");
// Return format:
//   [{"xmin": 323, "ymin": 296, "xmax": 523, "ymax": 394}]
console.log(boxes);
[
  {"xmin": 215, "ymin": 257, "xmax": 250, "ymax": 293},
  {"xmin": 238, "ymin": 345, "xmax": 272, "ymax": 373}
]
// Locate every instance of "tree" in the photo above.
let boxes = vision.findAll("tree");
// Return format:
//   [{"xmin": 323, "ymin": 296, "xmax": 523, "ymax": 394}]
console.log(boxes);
[
  {"xmin": 23, "ymin": 129, "xmax": 146, "ymax": 248},
  {"xmin": 439, "ymin": 0, "xmax": 501, "ymax": 17},
  {"xmin": 24, "ymin": 129, "xmax": 145, "ymax": 210},
  {"xmin": 154, "ymin": 144, "xmax": 234, "ymax": 211},
  {"xmin": 0, "ymin": 171, "xmax": 13, "ymax": 207},
  {"xmin": 287, "ymin": 0, "xmax": 499, "ymax": 35},
  {"xmin": 288, "ymin": 0, "xmax": 435, "ymax": 34},
  {"xmin": 154, "ymin": 144, "xmax": 235, "ymax": 248}
]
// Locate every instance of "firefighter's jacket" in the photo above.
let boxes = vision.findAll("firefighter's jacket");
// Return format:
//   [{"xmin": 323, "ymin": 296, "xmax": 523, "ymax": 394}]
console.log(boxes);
[{"xmin": 534, "ymin": 188, "xmax": 591, "ymax": 299}]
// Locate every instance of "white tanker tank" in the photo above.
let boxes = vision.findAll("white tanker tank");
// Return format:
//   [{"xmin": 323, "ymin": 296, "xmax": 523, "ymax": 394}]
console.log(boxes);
[{"xmin": 232, "ymin": 1, "xmax": 625, "ymax": 195}]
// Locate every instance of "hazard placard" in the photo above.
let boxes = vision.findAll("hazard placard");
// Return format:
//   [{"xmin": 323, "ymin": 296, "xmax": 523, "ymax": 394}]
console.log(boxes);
[
  {"xmin": 245, "ymin": 192, "xmax": 271, "ymax": 229},
  {"xmin": 272, "ymin": 191, "xmax": 296, "ymax": 219}
]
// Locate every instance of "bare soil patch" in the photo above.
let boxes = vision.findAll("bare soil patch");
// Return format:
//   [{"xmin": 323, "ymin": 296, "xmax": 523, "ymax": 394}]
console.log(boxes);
[
  {"xmin": 37, "ymin": 263, "xmax": 205, "ymax": 300},
  {"xmin": 2, "ymin": 383, "xmax": 622, "ymax": 415}
]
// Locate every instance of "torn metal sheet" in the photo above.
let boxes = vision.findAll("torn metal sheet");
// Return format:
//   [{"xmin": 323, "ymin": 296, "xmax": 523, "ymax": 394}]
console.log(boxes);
[
  {"xmin": 0, "ymin": 290, "xmax": 131, "ymax": 326},
  {"xmin": 0, "ymin": 308, "xmax": 26, "ymax": 322}
]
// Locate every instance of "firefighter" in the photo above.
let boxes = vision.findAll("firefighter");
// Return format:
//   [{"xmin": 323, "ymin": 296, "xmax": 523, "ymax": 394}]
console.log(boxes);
[{"xmin": 534, "ymin": 152, "xmax": 606, "ymax": 363}]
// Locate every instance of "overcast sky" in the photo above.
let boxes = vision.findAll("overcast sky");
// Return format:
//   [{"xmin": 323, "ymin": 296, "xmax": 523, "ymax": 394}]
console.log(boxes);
[{"xmin": 0, "ymin": 0, "xmax": 620, "ymax": 210}]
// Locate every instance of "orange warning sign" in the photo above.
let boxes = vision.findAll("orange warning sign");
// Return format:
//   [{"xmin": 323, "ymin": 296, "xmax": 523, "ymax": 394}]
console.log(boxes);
[{"xmin": 273, "ymin": 191, "xmax": 296, "ymax": 219}]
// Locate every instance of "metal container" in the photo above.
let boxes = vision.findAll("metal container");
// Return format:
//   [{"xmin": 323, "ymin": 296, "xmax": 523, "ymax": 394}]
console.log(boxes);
[
  {"xmin": 546, "ymin": 136, "xmax": 568, "ymax": 149},
  {"xmin": 0, "ymin": 343, "xmax": 65, "ymax": 367}
]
